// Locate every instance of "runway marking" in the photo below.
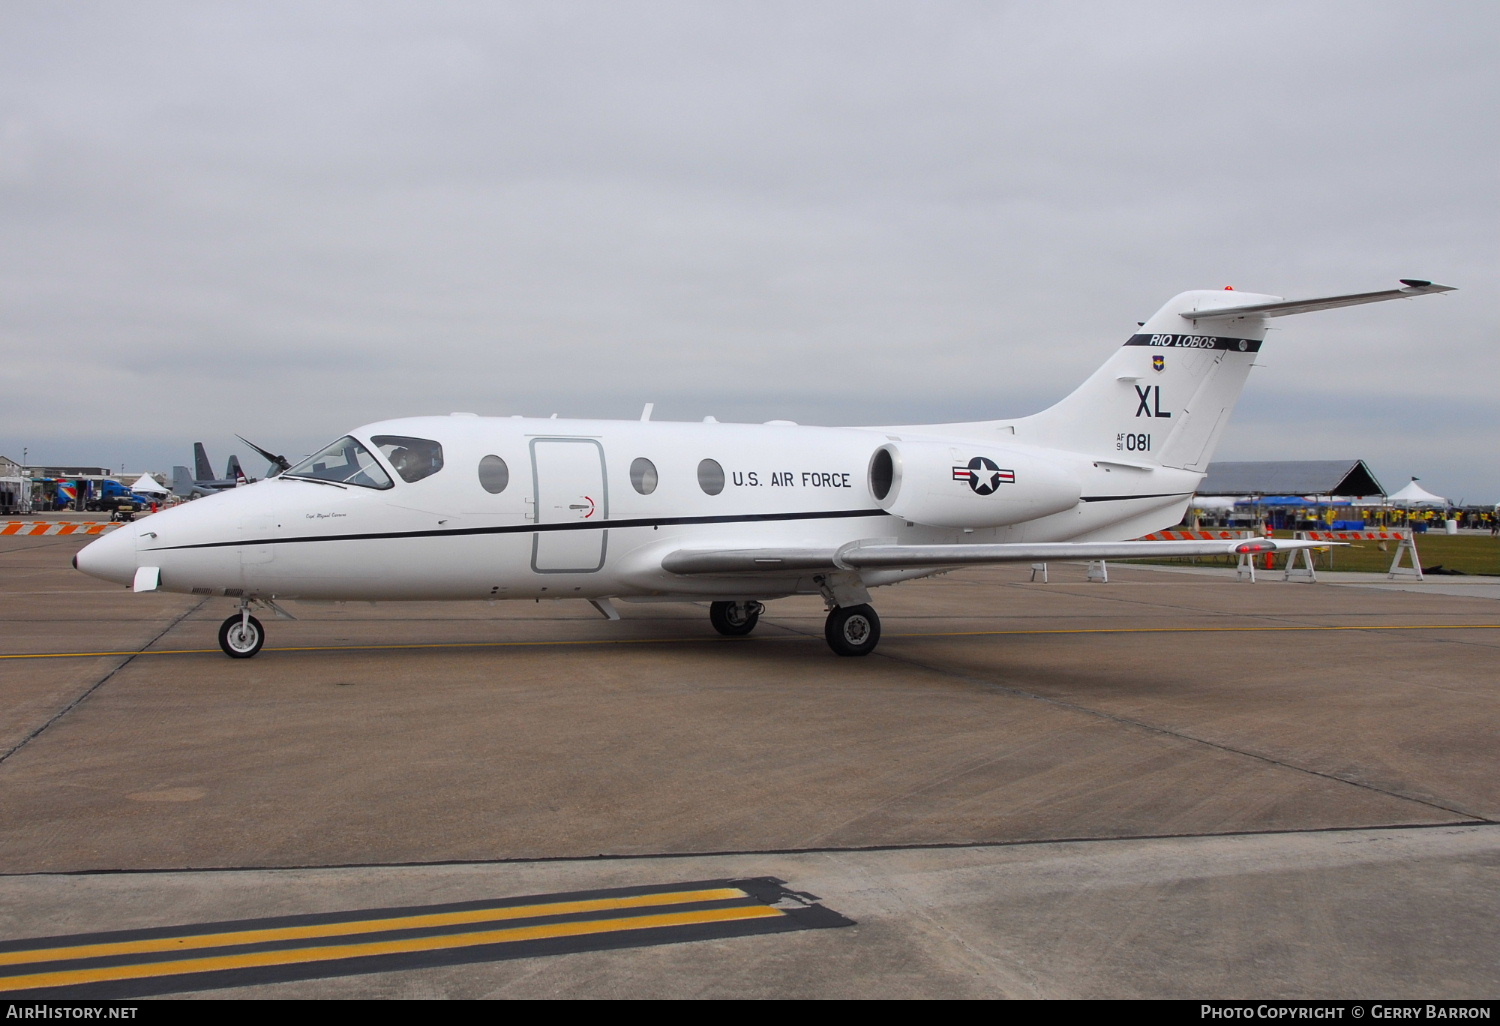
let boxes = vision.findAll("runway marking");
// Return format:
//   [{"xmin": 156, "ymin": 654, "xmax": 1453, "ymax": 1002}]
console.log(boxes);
[
  {"xmin": 0, "ymin": 887, "xmax": 746, "ymax": 968},
  {"xmin": 1, "ymin": 623, "xmax": 1497, "ymax": 660},
  {"xmin": 0, "ymin": 878, "xmax": 851, "ymax": 997},
  {"xmin": 906, "ymin": 624, "xmax": 1500, "ymax": 639}
]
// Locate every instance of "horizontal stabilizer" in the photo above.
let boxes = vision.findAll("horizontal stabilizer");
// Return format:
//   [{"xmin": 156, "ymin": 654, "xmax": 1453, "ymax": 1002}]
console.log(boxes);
[
  {"xmin": 663, "ymin": 538, "xmax": 1340, "ymax": 576},
  {"xmin": 1181, "ymin": 280, "xmax": 1454, "ymax": 322}
]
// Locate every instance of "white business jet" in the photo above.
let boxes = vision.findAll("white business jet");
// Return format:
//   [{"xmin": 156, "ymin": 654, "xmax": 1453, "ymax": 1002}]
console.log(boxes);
[{"xmin": 75, "ymin": 280, "xmax": 1453, "ymax": 659}]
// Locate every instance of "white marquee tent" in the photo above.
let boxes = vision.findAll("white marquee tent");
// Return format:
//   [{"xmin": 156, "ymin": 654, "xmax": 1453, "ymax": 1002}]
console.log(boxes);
[
  {"xmin": 130, "ymin": 473, "xmax": 169, "ymax": 497},
  {"xmin": 1387, "ymin": 478, "xmax": 1449, "ymax": 506}
]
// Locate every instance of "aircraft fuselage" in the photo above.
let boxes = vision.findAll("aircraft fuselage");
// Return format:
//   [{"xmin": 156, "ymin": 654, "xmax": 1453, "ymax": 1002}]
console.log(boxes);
[{"xmin": 81, "ymin": 415, "xmax": 1197, "ymax": 604}]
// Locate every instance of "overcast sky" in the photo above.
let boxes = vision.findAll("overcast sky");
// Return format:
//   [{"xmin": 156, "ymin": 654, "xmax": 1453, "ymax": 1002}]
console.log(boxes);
[{"xmin": 3, "ymin": 1, "xmax": 1495, "ymax": 501}]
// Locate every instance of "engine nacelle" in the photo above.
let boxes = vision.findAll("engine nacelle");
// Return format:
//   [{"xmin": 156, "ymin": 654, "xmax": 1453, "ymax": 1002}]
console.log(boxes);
[{"xmin": 868, "ymin": 441, "xmax": 1081, "ymax": 529}]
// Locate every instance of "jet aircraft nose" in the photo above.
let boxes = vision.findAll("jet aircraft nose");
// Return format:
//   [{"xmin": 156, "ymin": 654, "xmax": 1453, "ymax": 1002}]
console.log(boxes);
[{"xmin": 74, "ymin": 524, "xmax": 140, "ymax": 587}]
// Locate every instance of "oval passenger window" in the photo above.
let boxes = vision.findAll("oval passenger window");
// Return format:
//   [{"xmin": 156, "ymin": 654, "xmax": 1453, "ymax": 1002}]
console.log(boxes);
[
  {"xmin": 630, "ymin": 457, "xmax": 658, "ymax": 495},
  {"xmin": 697, "ymin": 458, "xmax": 724, "ymax": 496},
  {"xmin": 478, "ymin": 455, "xmax": 510, "ymax": 494}
]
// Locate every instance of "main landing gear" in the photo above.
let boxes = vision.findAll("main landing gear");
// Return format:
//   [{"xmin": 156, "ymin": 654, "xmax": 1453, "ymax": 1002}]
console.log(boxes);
[
  {"xmin": 218, "ymin": 607, "xmax": 265, "ymax": 659},
  {"xmin": 824, "ymin": 604, "xmax": 881, "ymax": 657},
  {"xmin": 708, "ymin": 599, "xmax": 882, "ymax": 657}
]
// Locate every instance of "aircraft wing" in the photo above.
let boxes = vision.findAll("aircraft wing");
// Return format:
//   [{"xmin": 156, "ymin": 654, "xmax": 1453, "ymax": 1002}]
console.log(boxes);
[{"xmin": 662, "ymin": 537, "xmax": 1335, "ymax": 576}]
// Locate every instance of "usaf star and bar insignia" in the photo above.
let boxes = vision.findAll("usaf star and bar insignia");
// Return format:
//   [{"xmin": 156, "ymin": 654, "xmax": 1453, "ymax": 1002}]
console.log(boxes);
[{"xmin": 951, "ymin": 456, "xmax": 1016, "ymax": 495}]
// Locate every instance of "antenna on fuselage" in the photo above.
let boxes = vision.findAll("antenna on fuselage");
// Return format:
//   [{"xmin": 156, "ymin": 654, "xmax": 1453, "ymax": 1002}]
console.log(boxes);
[{"xmin": 641, "ymin": 403, "xmax": 654, "ymax": 422}]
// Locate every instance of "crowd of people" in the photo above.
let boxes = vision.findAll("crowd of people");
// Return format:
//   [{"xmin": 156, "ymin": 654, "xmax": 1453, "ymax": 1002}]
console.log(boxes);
[{"xmin": 1195, "ymin": 504, "xmax": 1500, "ymax": 535}]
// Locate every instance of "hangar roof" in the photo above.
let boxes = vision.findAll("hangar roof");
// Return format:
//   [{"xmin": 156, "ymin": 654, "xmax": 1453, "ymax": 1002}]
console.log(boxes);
[{"xmin": 1196, "ymin": 460, "xmax": 1385, "ymax": 497}]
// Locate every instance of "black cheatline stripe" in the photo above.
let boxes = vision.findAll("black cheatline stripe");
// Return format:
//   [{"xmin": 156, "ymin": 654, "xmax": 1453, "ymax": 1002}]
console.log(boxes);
[
  {"xmin": 147, "ymin": 508, "xmax": 893, "ymax": 553},
  {"xmin": 1079, "ymin": 492, "xmax": 1191, "ymax": 503},
  {"xmin": 1122, "ymin": 332, "xmax": 1262, "ymax": 352},
  {"xmin": 142, "ymin": 495, "xmax": 1189, "ymax": 555}
]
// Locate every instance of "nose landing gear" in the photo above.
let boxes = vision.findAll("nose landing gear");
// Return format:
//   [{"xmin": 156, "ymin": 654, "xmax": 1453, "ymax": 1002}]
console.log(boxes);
[
  {"xmin": 215, "ymin": 598, "xmax": 295, "ymax": 658},
  {"xmin": 218, "ymin": 608, "xmax": 265, "ymax": 658}
]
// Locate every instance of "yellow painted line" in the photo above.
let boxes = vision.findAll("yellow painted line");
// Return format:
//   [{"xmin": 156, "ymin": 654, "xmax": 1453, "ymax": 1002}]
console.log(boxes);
[
  {"xmin": 0, "ymin": 905, "xmax": 784, "ymax": 993},
  {"xmin": 0, "ymin": 887, "xmax": 747, "ymax": 969},
  {"xmin": 0, "ymin": 636, "xmax": 734, "ymax": 659},
  {"xmin": 1, "ymin": 624, "xmax": 1499, "ymax": 661},
  {"xmin": 896, "ymin": 624, "xmax": 1500, "ymax": 639}
]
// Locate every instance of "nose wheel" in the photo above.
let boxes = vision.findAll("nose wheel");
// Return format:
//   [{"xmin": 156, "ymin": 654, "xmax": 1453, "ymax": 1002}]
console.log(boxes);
[
  {"xmin": 218, "ymin": 612, "xmax": 265, "ymax": 658},
  {"xmin": 824, "ymin": 604, "xmax": 881, "ymax": 657},
  {"xmin": 709, "ymin": 600, "xmax": 763, "ymax": 637}
]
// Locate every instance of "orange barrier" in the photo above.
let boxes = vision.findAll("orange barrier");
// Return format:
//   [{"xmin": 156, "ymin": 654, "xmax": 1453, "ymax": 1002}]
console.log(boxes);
[{"xmin": 1, "ymin": 521, "xmax": 123, "ymax": 536}]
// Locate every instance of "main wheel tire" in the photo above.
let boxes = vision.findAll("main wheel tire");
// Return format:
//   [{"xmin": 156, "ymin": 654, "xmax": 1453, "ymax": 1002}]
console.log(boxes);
[
  {"xmin": 824, "ymin": 604, "xmax": 881, "ymax": 657},
  {"xmin": 709, "ymin": 600, "xmax": 762, "ymax": 637},
  {"xmin": 218, "ymin": 614, "xmax": 265, "ymax": 659}
]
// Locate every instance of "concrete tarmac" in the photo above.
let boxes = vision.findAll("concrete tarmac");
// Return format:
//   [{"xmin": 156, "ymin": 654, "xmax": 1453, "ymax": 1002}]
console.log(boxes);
[{"xmin": 2, "ymin": 532, "xmax": 1498, "ymax": 998}]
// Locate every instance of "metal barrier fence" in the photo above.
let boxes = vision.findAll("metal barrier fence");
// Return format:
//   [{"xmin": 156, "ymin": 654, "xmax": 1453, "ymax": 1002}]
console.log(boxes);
[
  {"xmin": 1031, "ymin": 527, "xmax": 1424, "ymax": 586},
  {"xmin": 1283, "ymin": 529, "xmax": 1422, "ymax": 583}
]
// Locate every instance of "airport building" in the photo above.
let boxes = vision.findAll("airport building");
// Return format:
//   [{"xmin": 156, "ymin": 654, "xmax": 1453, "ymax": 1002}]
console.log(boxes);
[{"xmin": 1, "ymin": 456, "xmax": 126, "ymax": 514}]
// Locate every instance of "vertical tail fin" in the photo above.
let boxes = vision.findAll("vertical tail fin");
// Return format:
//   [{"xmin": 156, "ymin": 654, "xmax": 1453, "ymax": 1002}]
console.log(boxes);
[
  {"xmin": 1013, "ymin": 281, "xmax": 1452, "ymax": 471},
  {"xmin": 1015, "ymin": 290, "xmax": 1272, "ymax": 471},
  {"xmin": 193, "ymin": 443, "xmax": 213, "ymax": 482}
]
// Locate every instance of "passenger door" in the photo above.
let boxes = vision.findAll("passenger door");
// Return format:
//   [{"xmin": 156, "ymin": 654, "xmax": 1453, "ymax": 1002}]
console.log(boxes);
[{"xmin": 530, "ymin": 437, "xmax": 608, "ymax": 573}]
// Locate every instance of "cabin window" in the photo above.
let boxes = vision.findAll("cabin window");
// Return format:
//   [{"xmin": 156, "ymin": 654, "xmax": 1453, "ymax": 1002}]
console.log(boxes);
[
  {"xmin": 478, "ymin": 455, "xmax": 510, "ymax": 494},
  {"xmin": 697, "ymin": 458, "xmax": 724, "ymax": 496},
  {"xmin": 285, "ymin": 436, "xmax": 393, "ymax": 490},
  {"xmin": 630, "ymin": 457, "xmax": 658, "ymax": 495},
  {"xmin": 371, "ymin": 435, "xmax": 445, "ymax": 484}
]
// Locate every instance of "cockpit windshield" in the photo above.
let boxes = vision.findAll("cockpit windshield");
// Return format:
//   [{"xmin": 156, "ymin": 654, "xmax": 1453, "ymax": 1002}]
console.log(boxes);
[
  {"xmin": 371, "ymin": 435, "xmax": 444, "ymax": 484},
  {"xmin": 284, "ymin": 436, "xmax": 393, "ymax": 490}
]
